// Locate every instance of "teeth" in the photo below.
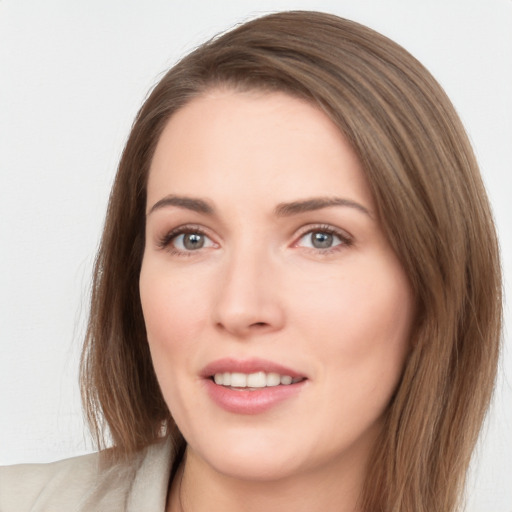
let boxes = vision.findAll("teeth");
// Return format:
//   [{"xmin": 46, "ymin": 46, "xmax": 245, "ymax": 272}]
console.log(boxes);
[
  {"xmin": 212, "ymin": 371, "xmax": 302, "ymax": 388},
  {"xmin": 247, "ymin": 371, "xmax": 266, "ymax": 388},
  {"xmin": 280, "ymin": 375, "xmax": 292, "ymax": 385},
  {"xmin": 266, "ymin": 373, "xmax": 281, "ymax": 387},
  {"xmin": 230, "ymin": 373, "xmax": 247, "ymax": 387}
]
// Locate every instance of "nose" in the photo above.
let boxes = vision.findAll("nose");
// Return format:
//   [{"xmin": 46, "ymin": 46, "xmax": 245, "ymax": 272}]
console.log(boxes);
[{"xmin": 212, "ymin": 246, "xmax": 285, "ymax": 338}]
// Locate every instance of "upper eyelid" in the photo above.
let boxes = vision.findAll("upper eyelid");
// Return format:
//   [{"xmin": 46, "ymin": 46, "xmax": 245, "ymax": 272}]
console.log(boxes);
[
  {"xmin": 291, "ymin": 225, "xmax": 354, "ymax": 253},
  {"xmin": 155, "ymin": 222, "xmax": 353, "ymax": 248},
  {"xmin": 161, "ymin": 223, "xmax": 212, "ymax": 235},
  {"xmin": 156, "ymin": 224, "xmax": 216, "ymax": 248},
  {"xmin": 293, "ymin": 223, "xmax": 352, "ymax": 241}
]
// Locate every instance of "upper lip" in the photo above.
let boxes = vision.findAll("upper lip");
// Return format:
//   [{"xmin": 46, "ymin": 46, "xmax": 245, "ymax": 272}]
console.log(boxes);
[{"xmin": 200, "ymin": 357, "xmax": 306, "ymax": 379}]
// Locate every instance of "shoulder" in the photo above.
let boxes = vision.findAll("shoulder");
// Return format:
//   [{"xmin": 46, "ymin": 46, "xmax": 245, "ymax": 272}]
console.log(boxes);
[
  {"xmin": 0, "ymin": 451, "xmax": 100, "ymax": 511},
  {"xmin": 0, "ymin": 438, "xmax": 173, "ymax": 512}
]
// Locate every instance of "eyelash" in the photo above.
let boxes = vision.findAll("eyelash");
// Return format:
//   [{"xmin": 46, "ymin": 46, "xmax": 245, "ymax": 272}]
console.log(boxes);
[
  {"xmin": 157, "ymin": 224, "xmax": 214, "ymax": 257},
  {"xmin": 294, "ymin": 224, "xmax": 353, "ymax": 254},
  {"xmin": 156, "ymin": 223, "xmax": 352, "ymax": 257}
]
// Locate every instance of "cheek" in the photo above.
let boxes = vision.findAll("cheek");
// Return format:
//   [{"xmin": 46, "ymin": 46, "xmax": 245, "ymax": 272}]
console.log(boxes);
[
  {"xmin": 298, "ymin": 259, "xmax": 412, "ymax": 348},
  {"xmin": 139, "ymin": 260, "xmax": 214, "ymax": 417},
  {"xmin": 139, "ymin": 262, "xmax": 209, "ymax": 350},
  {"xmin": 293, "ymin": 255, "xmax": 414, "ymax": 405},
  {"xmin": 139, "ymin": 261, "xmax": 212, "ymax": 421}
]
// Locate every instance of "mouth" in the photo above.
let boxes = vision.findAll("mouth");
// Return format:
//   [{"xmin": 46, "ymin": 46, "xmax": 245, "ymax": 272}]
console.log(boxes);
[
  {"xmin": 201, "ymin": 358, "xmax": 307, "ymax": 414},
  {"xmin": 210, "ymin": 371, "xmax": 305, "ymax": 390}
]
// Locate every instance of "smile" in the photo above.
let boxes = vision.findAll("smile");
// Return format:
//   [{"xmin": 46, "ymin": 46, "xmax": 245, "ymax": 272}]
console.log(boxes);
[
  {"xmin": 201, "ymin": 358, "xmax": 307, "ymax": 414},
  {"xmin": 213, "ymin": 371, "xmax": 304, "ymax": 389}
]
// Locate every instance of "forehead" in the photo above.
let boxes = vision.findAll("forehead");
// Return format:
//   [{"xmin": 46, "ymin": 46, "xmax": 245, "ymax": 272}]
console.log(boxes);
[{"xmin": 147, "ymin": 89, "xmax": 373, "ymax": 210}]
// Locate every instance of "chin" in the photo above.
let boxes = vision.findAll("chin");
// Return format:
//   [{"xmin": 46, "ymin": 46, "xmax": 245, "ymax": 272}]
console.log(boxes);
[
  {"xmin": 203, "ymin": 449, "xmax": 305, "ymax": 482},
  {"xmin": 186, "ymin": 428, "xmax": 311, "ymax": 482}
]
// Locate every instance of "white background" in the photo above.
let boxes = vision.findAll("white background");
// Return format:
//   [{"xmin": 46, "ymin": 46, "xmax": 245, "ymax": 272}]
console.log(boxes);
[{"xmin": 0, "ymin": 1, "xmax": 511, "ymax": 510}]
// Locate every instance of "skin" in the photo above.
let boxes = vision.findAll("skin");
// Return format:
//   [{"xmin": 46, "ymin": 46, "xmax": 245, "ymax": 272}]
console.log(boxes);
[{"xmin": 139, "ymin": 89, "xmax": 415, "ymax": 512}]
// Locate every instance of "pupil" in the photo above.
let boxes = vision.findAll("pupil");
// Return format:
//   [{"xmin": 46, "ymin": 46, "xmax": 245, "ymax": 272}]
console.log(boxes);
[
  {"xmin": 312, "ymin": 232, "xmax": 332, "ymax": 249},
  {"xmin": 184, "ymin": 233, "xmax": 204, "ymax": 250}
]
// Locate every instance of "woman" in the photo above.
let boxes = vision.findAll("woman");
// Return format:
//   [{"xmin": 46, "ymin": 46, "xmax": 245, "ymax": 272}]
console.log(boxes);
[{"xmin": 0, "ymin": 10, "xmax": 501, "ymax": 512}]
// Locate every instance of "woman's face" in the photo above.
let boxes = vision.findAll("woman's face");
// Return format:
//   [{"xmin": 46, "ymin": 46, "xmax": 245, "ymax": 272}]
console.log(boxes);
[{"xmin": 140, "ymin": 89, "xmax": 414, "ymax": 482}]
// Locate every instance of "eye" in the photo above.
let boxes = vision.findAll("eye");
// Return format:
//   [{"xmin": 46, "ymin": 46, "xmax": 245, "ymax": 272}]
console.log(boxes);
[
  {"xmin": 172, "ymin": 232, "xmax": 215, "ymax": 251},
  {"xmin": 296, "ymin": 227, "xmax": 350, "ymax": 251},
  {"xmin": 157, "ymin": 226, "xmax": 217, "ymax": 255}
]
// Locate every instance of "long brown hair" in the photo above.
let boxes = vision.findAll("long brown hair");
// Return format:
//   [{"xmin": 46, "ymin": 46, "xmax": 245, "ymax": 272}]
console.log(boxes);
[{"xmin": 80, "ymin": 11, "xmax": 502, "ymax": 511}]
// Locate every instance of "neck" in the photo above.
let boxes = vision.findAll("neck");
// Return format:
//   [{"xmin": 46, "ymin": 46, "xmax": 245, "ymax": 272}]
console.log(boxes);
[{"xmin": 167, "ymin": 443, "xmax": 372, "ymax": 512}]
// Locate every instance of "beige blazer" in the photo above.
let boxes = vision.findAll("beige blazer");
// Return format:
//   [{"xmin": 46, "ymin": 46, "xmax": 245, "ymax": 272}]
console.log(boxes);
[{"xmin": 0, "ymin": 439, "xmax": 173, "ymax": 512}]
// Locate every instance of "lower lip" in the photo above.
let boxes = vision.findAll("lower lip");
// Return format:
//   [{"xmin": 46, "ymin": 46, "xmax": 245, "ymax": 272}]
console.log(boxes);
[{"xmin": 203, "ymin": 378, "xmax": 306, "ymax": 414}]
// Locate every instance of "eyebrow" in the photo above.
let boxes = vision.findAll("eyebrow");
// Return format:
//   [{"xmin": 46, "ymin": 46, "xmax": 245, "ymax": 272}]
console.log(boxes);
[
  {"xmin": 148, "ymin": 194, "xmax": 371, "ymax": 218},
  {"xmin": 274, "ymin": 197, "xmax": 371, "ymax": 218},
  {"xmin": 148, "ymin": 195, "xmax": 214, "ymax": 215}
]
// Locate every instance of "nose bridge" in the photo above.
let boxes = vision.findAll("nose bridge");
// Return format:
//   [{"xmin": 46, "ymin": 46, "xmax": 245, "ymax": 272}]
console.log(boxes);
[{"xmin": 213, "ymin": 235, "xmax": 283, "ymax": 335}]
